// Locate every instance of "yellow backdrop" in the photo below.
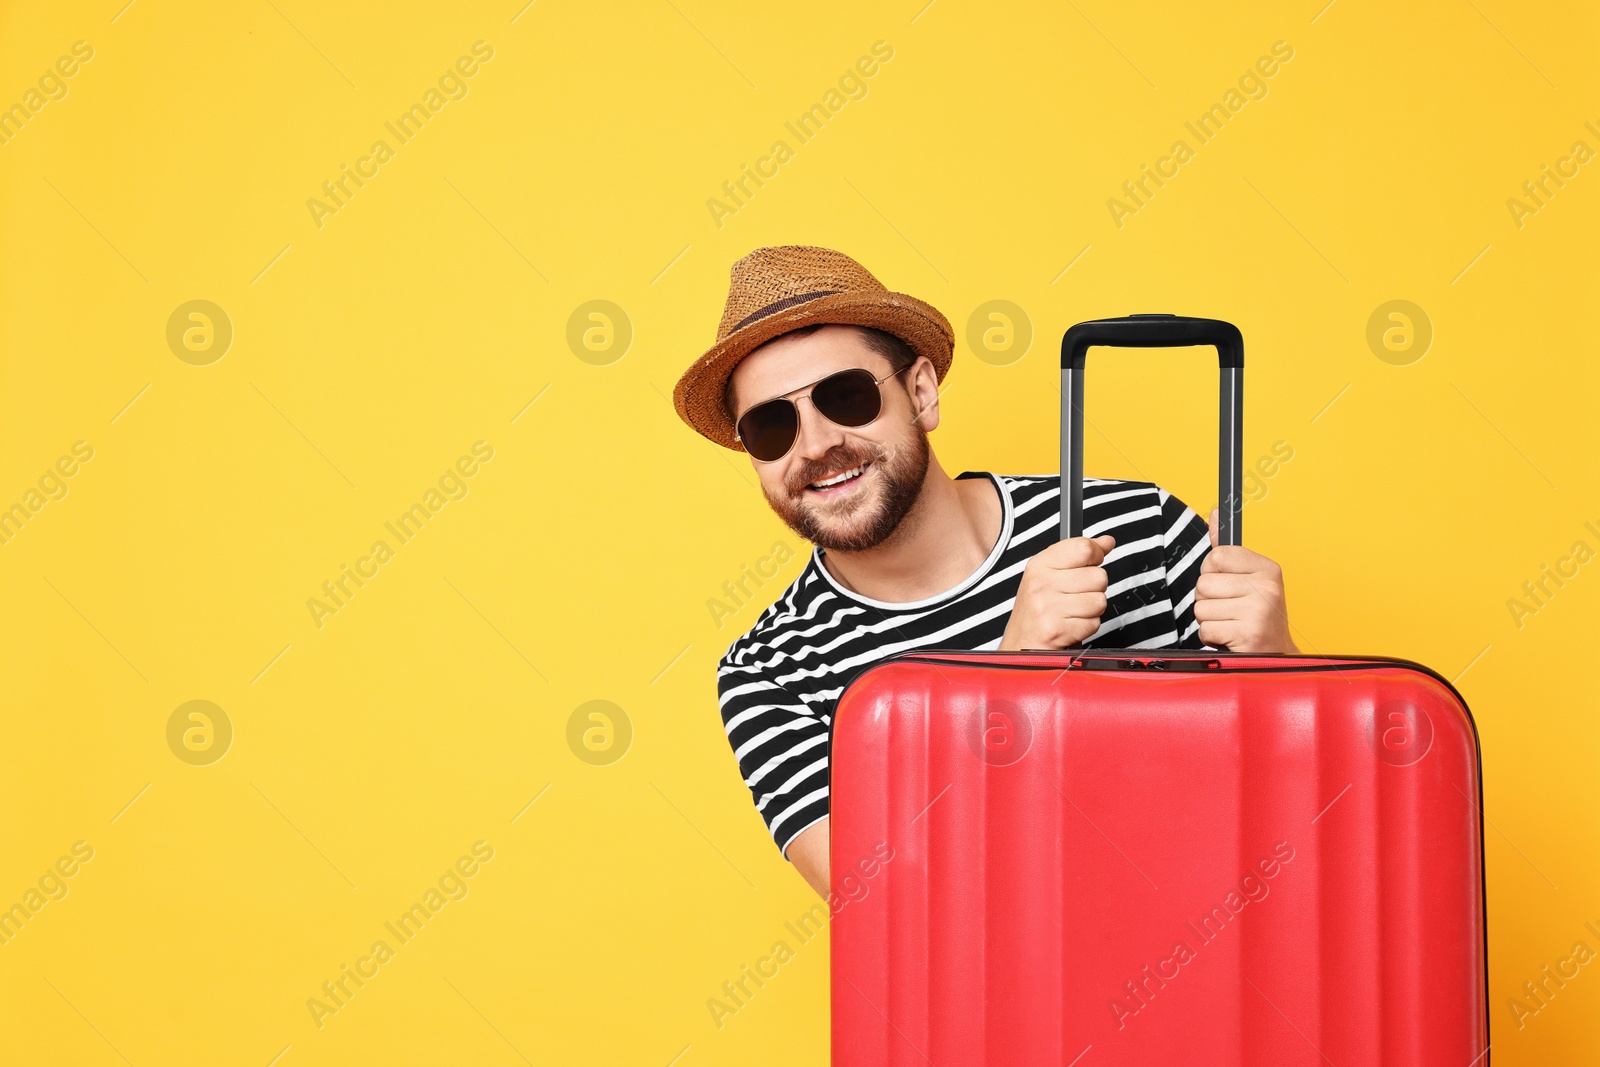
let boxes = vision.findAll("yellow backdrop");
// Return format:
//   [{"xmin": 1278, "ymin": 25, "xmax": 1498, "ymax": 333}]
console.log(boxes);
[{"xmin": 1, "ymin": 1, "xmax": 1595, "ymax": 1063}]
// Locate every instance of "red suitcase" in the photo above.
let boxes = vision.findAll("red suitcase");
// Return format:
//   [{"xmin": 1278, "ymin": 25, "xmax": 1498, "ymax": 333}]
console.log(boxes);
[{"xmin": 829, "ymin": 316, "xmax": 1488, "ymax": 1065}]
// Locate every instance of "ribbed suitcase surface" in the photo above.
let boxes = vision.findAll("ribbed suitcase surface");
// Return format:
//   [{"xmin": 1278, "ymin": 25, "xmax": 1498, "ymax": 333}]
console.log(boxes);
[{"xmin": 830, "ymin": 651, "xmax": 1488, "ymax": 1066}]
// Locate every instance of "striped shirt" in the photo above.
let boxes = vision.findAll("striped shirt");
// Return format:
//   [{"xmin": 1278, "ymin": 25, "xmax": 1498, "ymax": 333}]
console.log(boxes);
[{"xmin": 716, "ymin": 473, "xmax": 1213, "ymax": 857}]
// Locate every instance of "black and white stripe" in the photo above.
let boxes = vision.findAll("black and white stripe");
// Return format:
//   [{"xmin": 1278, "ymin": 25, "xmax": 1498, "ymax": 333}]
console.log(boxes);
[{"xmin": 716, "ymin": 473, "xmax": 1212, "ymax": 856}]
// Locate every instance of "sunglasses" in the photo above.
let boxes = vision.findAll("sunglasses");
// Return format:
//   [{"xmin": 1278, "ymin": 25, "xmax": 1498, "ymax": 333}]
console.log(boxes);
[{"xmin": 735, "ymin": 367, "xmax": 900, "ymax": 463}]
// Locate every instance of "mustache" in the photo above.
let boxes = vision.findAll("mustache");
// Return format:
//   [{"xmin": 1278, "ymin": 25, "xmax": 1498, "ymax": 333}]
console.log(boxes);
[{"xmin": 785, "ymin": 443, "xmax": 882, "ymax": 493}]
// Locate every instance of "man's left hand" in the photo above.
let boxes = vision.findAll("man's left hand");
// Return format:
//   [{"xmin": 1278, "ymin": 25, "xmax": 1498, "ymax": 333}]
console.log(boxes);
[{"xmin": 1194, "ymin": 508, "xmax": 1298, "ymax": 653}]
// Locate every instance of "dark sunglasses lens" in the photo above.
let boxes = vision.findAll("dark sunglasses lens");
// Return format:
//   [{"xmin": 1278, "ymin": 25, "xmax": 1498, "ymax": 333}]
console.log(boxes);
[
  {"xmin": 812, "ymin": 369, "xmax": 883, "ymax": 427},
  {"xmin": 738, "ymin": 399, "xmax": 799, "ymax": 462}
]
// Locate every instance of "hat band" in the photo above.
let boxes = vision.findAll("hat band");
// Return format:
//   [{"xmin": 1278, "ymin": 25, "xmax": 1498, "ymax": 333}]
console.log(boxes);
[{"xmin": 729, "ymin": 290, "xmax": 841, "ymax": 333}]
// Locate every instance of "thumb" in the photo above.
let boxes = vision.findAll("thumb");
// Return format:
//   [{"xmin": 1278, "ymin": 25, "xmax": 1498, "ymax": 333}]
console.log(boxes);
[
  {"xmin": 1092, "ymin": 534, "xmax": 1116, "ymax": 559},
  {"xmin": 1207, "ymin": 508, "xmax": 1219, "ymax": 549}
]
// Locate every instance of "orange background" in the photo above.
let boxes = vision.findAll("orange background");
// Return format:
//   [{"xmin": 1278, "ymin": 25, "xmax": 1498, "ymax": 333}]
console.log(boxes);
[{"xmin": 0, "ymin": 1, "xmax": 1595, "ymax": 1063}]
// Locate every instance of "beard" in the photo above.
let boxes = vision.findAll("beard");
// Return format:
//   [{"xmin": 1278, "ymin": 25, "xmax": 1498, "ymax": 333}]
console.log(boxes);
[{"xmin": 762, "ymin": 425, "xmax": 931, "ymax": 553}]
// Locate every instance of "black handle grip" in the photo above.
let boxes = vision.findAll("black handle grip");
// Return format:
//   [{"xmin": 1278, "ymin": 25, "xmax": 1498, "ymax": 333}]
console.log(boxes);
[{"xmin": 1059, "ymin": 314, "xmax": 1244, "ymax": 545}]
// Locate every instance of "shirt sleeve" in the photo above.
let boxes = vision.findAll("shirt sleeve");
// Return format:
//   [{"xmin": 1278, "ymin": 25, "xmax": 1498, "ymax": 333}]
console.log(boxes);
[
  {"xmin": 1158, "ymin": 488, "xmax": 1213, "ymax": 650},
  {"xmin": 716, "ymin": 660, "xmax": 831, "ymax": 858}
]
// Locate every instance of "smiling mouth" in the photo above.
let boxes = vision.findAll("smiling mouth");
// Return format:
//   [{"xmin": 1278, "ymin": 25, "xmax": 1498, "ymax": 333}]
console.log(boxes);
[{"xmin": 807, "ymin": 462, "xmax": 871, "ymax": 496}]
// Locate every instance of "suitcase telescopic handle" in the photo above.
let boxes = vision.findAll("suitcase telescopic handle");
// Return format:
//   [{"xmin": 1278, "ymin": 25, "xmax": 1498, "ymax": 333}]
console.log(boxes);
[{"xmin": 1059, "ymin": 314, "xmax": 1244, "ymax": 545}]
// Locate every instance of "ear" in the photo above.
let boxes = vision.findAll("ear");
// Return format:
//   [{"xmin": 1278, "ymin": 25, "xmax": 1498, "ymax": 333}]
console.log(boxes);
[{"xmin": 904, "ymin": 356, "xmax": 942, "ymax": 432}]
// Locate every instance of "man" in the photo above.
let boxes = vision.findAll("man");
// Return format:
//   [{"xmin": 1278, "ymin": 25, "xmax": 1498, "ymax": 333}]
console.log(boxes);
[{"xmin": 673, "ymin": 245, "xmax": 1295, "ymax": 898}]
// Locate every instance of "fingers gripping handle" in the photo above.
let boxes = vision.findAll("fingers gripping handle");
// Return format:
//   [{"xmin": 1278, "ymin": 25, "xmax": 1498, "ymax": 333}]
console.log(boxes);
[{"xmin": 1059, "ymin": 314, "xmax": 1245, "ymax": 545}]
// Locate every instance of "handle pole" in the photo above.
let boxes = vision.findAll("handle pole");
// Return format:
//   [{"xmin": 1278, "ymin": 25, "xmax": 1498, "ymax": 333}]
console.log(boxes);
[
  {"xmin": 1060, "ymin": 366, "xmax": 1085, "ymax": 539},
  {"xmin": 1219, "ymin": 364, "xmax": 1243, "ymax": 546}
]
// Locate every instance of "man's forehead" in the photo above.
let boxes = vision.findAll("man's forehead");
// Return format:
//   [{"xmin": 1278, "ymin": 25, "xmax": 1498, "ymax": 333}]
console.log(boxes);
[{"xmin": 728, "ymin": 325, "xmax": 884, "ymax": 409}]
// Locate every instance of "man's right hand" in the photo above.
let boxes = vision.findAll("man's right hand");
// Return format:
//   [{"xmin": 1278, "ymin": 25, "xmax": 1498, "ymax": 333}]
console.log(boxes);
[{"xmin": 998, "ymin": 535, "xmax": 1115, "ymax": 650}]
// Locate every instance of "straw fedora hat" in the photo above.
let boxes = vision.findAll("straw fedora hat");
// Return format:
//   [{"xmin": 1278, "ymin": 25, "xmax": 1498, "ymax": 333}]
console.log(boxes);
[{"xmin": 674, "ymin": 245, "xmax": 954, "ymax": 451}]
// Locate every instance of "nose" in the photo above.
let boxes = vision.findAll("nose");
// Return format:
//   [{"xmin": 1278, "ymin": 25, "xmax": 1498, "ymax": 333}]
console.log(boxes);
[{"xmin": 789, "ymin": 394, "xmax": 848, "ymax": 462}]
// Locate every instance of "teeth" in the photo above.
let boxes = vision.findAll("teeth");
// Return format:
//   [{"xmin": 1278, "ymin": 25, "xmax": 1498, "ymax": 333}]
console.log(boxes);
[{"xmin": 813, "ymin": 465, "xmax": 864, "ymax": 488}]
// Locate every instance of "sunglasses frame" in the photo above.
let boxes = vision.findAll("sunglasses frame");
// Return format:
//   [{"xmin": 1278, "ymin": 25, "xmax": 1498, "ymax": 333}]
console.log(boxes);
[{"xmin": 734, "ymin": 366, "xmax": 902, "ymax": 463}]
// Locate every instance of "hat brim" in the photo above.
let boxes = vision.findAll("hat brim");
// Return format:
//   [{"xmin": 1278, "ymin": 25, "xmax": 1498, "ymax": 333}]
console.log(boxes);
[{"xmin": 673, "ymin": 291, "xmax": 954, "ymax": 451}]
